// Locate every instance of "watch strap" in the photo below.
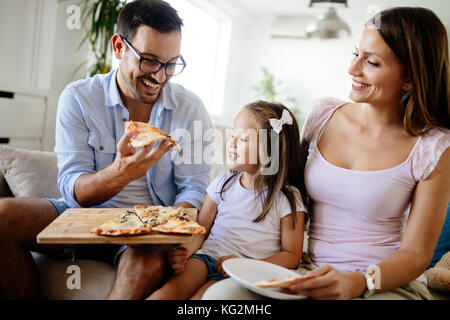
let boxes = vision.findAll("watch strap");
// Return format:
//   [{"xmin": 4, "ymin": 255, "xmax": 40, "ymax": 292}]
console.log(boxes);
[{"xmin": 358, "ymin": 270, "xmax": 376, "ymax": 299}]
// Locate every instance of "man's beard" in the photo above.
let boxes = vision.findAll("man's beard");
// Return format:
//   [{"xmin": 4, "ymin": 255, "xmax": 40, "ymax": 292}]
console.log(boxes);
[{"xmin": 120, "ymin": 68, "xmax": 166, "ymax": 105}]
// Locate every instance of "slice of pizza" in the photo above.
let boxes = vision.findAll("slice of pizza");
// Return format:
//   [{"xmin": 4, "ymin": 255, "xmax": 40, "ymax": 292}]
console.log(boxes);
[
  {"xmin": 151, "ymin": 214, "xmax": 206, "ymax": 234},
  {"xmin": 90, "ymin": 211, "xmax": 150, "ymax": 236},
  {"xmin": 134, "ymin": 205, "xmax": 185, "ymax": 227},
  {"xmin": 125, "ymin": 121, "xmax": 181, "ymax": 150},
  {"xmin": 254, "ymin": 275, "xmax": 314, "ymax": 289}
]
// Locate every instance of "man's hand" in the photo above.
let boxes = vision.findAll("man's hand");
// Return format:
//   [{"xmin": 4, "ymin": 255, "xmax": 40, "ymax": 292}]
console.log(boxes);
[
  {"xmin": 74, "ymin": 130, "xmax": 173, "ymax": 207},
  {"xmin": 112, "ymin": 130, "xmax": 174, "ymax": 186},
  {"xmin": 173, "ymin": 202, "xmax": 195, "ymax": 209},
  {"xmin": 215, "ymin": 255, "xmax": 238, "ymax": 278},
  {"xmin": 168, "ymin": 246, "xmax": 189, "ymax": 274}
]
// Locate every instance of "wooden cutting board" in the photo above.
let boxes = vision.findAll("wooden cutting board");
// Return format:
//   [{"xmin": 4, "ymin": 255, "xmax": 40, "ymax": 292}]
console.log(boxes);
[{"xmin": 37, "ymin": 208, "xmax": 198, "ymax": 245}]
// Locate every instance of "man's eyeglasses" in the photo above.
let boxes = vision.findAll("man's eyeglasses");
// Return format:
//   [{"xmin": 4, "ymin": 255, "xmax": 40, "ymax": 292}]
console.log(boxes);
[{"xmin": 122, "ymin": 37, "xmax": 186, "ymax": 76}]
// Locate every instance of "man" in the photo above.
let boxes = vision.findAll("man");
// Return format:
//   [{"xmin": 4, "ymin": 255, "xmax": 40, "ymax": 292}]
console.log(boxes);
[{"xmin": 0, "ymin": 0, "xmax": 213, "ymax": 299}]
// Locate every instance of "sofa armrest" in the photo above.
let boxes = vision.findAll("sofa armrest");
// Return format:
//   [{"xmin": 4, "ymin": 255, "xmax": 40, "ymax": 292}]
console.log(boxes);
[{"xmin": 0, "ymin": 146, "xmax": 60, "ymax": 198}]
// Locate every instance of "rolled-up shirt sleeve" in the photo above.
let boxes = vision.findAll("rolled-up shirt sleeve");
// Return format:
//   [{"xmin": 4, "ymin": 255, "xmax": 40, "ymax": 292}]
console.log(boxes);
[
  {"xmin": 54, "ymin": 86, "xmax": 95, "ymax": 208},
  {"xmin": 173, "ymin": 104, "xmax": 214, "ymax": 210}
]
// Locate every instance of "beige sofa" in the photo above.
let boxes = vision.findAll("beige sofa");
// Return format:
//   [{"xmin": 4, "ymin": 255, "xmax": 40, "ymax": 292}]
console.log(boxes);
[
  {"xmin": 0, "ymin": 146, "xmax": 117, "ymax": 299},
  {"xmin": 0, "ymin": 145, "xmax": 448, "ymax": 300}
]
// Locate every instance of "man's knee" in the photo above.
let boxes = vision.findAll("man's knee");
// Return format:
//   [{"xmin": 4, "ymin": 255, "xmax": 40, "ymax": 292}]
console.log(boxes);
[
  {"xmin": 0, "ymin": 197, "xmax": 17, "ymax": 213},
  {"xmin": 0, "ymin": 198, "xmax": 19, "ymax": 234},
  {"xmin": 121, "ymin": 245, "xmax": 170, "ymax": 272},
  {"xmin": 150, "ymin": 282, "xmax": 180, "ymax": 300},
  {"xmin": 145, "ymin": 247, "xmax": 167, "ymax": 272},
  {"xmin": 0, "ymin": 198, "xmax": 57, "ymax": 244}
]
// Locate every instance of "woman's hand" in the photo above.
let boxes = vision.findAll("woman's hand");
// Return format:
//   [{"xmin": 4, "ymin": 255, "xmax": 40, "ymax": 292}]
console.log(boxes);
[
  {"xmin": 215, "ymin": 255, "xmax": 238, "ymax": 277},
  {"xmin": 168, "ymin": 246, "xmax": 189, "ymax": 274},
  {"xmin": 286, "ymin": 264, "xmax": 366, "ymax": 300}
]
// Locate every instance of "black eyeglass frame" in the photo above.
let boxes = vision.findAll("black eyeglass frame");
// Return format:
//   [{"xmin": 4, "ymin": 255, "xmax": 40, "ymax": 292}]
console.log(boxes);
[{"xmin": 122, "ymin": 36, "xmax": 186, "ymax": 76}]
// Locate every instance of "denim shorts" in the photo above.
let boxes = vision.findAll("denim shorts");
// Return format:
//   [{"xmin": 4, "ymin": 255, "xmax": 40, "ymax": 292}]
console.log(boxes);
[
  {"xmin": 191, "ymin": 254, "xmax": 226, "ymax": 282},
  {"xmin": 47, "ymin": 197, "xmax": 124, "ymax": 267},
  {"xmin": 56, "ymin": 243, "xmax": 124, "ymax": 267},
  {"xmin": 47, "ymin": 197, "xmax": 71, "ymax": 215}
]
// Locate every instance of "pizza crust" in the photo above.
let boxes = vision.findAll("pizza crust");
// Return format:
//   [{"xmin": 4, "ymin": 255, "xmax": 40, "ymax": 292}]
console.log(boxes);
[
  {"xmin": 125, "ymin": 121, "xmax": 181, "ymax": 150},
  {"xmin": 91, "ymin": 206, "xmax": 205, "ymax": 237},
  {"xmin": 134, "ymin": 205, "xmax": 184, "ymax": 227},
  {"xmin": 254, "ymin": 275, "xmax": 314, "ymax": 288},
  {"xmin": 90, "ymin": 211, "xmax": 150, "ymax": 237},
  {"xmin": 90, "ymin": 227, "xmax": 151, "ymax": 236},
  {"xmin": 151, "ymin": 214, "xmax": 206, "ymax": 234}
]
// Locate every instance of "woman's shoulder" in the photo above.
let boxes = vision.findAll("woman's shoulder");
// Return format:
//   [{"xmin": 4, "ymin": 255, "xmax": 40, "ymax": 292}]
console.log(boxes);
[
  {"xmin": 422, "ymin": 126, "xmax": 450, "ymax": 138},
  {"xmin": 301, "ymin": 97, "xmax": 348, "ymax": 142},
  {"xmin": 411, "ymin": 127, "xmax": 450, "ymax": 182}
]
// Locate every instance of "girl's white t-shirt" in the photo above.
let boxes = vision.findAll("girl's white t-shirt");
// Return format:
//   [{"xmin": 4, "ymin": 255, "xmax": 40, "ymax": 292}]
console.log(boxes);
[{"xmin": 195, "ymin": 173, "xmax": 306, "ymax": 260}]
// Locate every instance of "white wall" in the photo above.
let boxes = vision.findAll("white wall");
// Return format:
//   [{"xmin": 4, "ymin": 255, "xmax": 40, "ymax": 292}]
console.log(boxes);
[
  {"xmin": 0, "ymin": 0, "xmax": 40, "ymax": 88},
  {"xmin": 0, "ymin": 0, "xmax": 88, "ymax": 151},
  {"xmin": 221, "ymin": 0, "xmax": 450, "ymax": 125},
  {"xmin": 42, "ymin": 1, "xmax": 89, "ymax": 151}
]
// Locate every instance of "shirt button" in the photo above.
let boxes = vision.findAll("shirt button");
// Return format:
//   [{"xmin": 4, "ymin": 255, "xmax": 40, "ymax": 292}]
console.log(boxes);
[
  {"xmin": 99, "ymin": 146, "xmax": 104, "ymax": 151},
  {"xmin": 122, "ymin": 118, "xmax": 127, "ymax": 122}
]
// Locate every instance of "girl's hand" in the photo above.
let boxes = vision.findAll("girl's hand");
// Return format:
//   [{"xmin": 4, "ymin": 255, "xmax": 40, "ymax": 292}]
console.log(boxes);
[
  {"xmin": 215, "ymin": 255, "xmax": 238, "ymax": 277},
  {"xmin": 168, "ymin": 246, "xmax": 189, "ymax": 274},
  {"xmin": 286, "ymin": 264, "xmax": 366, "ymax": 300}
]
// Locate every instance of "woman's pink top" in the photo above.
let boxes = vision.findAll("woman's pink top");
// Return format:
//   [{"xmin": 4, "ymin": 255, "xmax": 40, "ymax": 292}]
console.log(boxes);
[{"xmin": 302, "ymin": 98, "xmax": 450, "ymax": 272}]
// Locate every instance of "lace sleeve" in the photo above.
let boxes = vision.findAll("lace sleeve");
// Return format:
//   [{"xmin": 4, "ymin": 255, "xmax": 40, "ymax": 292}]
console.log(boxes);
[
  {"xmin": 300, "ymin": 97, "xmax": 347, "ymax": 144},
  {"xmin": 411, "ymin": 128, "xmax": 450, "ymax": 182}
]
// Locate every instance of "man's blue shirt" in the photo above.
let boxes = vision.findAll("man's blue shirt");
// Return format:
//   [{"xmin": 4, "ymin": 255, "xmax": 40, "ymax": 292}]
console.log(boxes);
[{"xmin": 55, "ymin": 69, "xmax": 213, "ymax": 210}]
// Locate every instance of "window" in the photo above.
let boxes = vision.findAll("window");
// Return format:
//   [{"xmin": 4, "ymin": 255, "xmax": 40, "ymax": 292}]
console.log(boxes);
[
  {"xmin": 167, "ymin": 0, "xmax": 231, "ymax": 116},
  {"xmin": 112, "ymin": 0, "xmax": 231, "ymax": 116}
]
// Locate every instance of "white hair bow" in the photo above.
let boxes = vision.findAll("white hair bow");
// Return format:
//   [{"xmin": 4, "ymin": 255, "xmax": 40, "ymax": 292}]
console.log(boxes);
[{"xmin": 269, "ymin": 109, "xmax": 293, "ymax": 134}]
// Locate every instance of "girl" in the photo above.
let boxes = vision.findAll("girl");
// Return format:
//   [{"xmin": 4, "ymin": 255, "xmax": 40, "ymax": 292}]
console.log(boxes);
[{"xmin": 147, "ymin": 101, "xmax": 309, "ymax": 299}]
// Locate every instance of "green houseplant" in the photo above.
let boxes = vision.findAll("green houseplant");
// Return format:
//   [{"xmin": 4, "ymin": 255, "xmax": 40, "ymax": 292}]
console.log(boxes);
[
  {"xmin": 252, "ymin": 67, "xmax": 303, "ymax": 123},
  {"xmin": 73, "ymin": 0, "xmax": 126, "ymax": 77}
]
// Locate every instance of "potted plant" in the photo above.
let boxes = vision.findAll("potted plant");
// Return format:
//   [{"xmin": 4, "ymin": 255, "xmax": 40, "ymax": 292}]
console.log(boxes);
[
  {"xmin": 72, "ymin": 0, "xmax": 126, "ymax": 77},
  {"xmin": 252, "ymin": 67, "xmax": 303, "ymax": 124}
]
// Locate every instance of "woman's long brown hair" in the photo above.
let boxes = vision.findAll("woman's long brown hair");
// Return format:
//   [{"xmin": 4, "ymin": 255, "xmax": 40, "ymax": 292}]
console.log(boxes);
[
  {"xmin": 220, "ymin": 101, "xmax": 309, "ymax": 225},
  {"xmin": 367, "ymin": 7, "xmax": 449, "ymax": 135}
]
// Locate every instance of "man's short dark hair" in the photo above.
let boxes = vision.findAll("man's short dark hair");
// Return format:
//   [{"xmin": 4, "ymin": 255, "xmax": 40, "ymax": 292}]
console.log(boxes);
[{"xmin": 117, "ymin": 0, "xmax": 183, "ymax": 40}]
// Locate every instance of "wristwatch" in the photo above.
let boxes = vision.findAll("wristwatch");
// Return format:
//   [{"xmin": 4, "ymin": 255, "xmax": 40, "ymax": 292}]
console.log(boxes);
[{"xmin": 358, "ymin": 271, "xmax": 376, "ymax": 299}]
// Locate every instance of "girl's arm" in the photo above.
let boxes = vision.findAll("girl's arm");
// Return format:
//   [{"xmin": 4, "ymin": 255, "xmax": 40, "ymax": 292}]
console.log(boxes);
[
  {"xmin": 289, "ymin": 148, "xmax": 450, "ymax": 299},
  {"xmin": 168, "ymin": 195, "xmax": 218, "ymax": 274},
  {"xmin": 180, "ymin": 195, "xmax": 218, "ymax": 256},
  {"xmin": 260, "ymin": 211, "xmax": 305, "ymax": 269}
]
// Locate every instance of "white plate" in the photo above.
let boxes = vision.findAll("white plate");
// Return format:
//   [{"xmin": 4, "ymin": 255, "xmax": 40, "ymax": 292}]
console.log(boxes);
[{"xmin": 223, "ymin": 258, "xmax": 307, "ymax": 300}]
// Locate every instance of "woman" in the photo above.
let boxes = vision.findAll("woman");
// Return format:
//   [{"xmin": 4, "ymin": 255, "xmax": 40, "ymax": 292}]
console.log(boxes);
[{"xmin": 203, "ymin": 7, "xmax": 450, "ymax": 300}]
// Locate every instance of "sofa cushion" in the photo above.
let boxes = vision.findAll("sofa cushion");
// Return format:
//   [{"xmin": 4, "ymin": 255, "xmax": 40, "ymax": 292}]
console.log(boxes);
[
  {"xmin": 0, "ymin": 146, "xmax": 61, "ymax": 198},
  {"xmin": 31, "ymin": 252, "xmax": 115, "ymax": 300}
]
